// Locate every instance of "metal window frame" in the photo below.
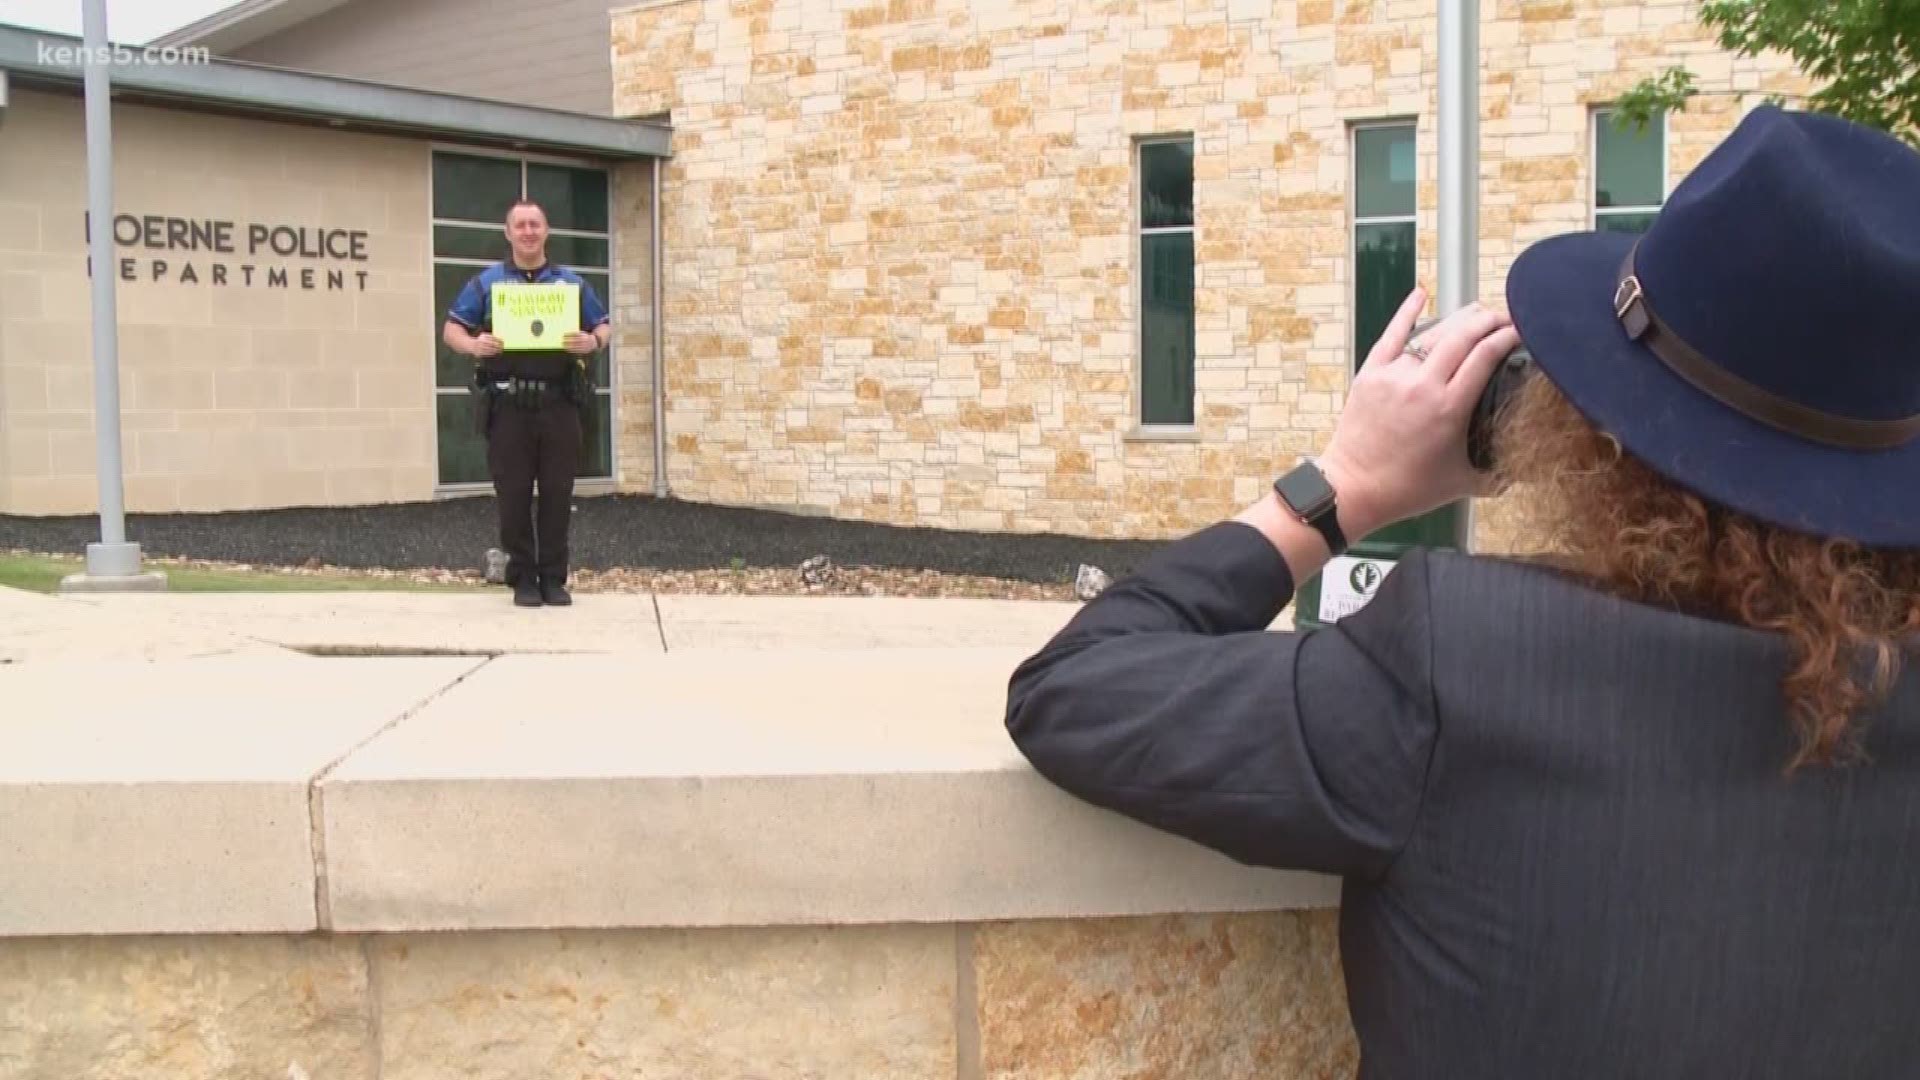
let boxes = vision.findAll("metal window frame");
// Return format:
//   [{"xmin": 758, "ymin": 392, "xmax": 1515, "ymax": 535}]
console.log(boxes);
[
  {"xmin": 1129, "ymin": 133, "xmax": 1200, "ymax": 440},
  {"xmin": 427, "ymin": 144, "xmax": 620, "ymax": 494}
]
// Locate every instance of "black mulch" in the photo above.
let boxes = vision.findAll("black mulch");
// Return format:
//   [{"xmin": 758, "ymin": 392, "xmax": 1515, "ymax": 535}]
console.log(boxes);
[{"xmin": 0, "ymin": 494, "xmax": 1167, "ymax": 584}]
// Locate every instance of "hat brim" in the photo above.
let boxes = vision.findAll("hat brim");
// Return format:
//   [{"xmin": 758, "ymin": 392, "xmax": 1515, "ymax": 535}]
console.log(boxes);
[{"xmin": 1505, "ymin": 230, "xmax": 1920, "ymax": 550}]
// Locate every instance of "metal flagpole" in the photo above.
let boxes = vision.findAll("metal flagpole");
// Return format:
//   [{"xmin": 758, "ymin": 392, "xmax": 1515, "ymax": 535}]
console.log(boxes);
[
  {"xmin": 1438, "ymin": 0, "xmax": 1479, "ymax": 551},
  {"xmin": 651, "ymin": 157, "xmax": 668, "ymax": 498},
  {"xmin": 68, "ymin": 0, "xmax": 152, "ymax": 589}
]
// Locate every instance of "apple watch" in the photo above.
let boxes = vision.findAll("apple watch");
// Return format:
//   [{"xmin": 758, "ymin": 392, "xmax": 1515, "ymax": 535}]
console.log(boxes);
[{"xmin": 1272, "ymin": 460, "xmax": 1347, "ymax": 557}]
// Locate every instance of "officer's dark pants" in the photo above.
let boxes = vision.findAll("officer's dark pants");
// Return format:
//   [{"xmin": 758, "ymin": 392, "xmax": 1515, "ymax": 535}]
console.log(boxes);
[{"xmin": 486, "ymin": 392, "xmax": 581, "ymax": 588}]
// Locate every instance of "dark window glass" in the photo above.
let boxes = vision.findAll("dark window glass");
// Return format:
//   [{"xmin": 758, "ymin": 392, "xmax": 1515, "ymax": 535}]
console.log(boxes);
[
  {"xmin": 578, "ymin": 393, "xmax": 613, "ymax": 479},
  {"xmin": 433, "ymin": 224, "xmax": 508, "ymax": 262},
  {"xmin": 1141, "ymin": 231, "xmax": 1195, "ymax": 425},
  {"xmin": 545, "ymin": 233, "xmax": 611, "ymax": 268},
  {"xmin": 1355, "ymin": 221, "xmax": 1415, "ymax": 368},
  {"xmin": 434, "ymin": 262, "xmax": 481, "ymax": 388},
  {"xmin": 1140, "ymin": 141, "xmax": 1194, "ymax": 229},
  {"xmin": 1596, "ymin": 113, "xmax": 1663, "ymax": 209},
  {"xmin": 432, "ymin": 153, "xmax": 521, "ymax": 224},
  {"xmin": 1595, "ymin": 210, "xmax": 1659, "ymax": 235},
  {"xmin": 435, "ymin": 392, "xmax": 490, "ymax": 484},
  {"xmin": 1355, "ymin": 125, "xmax": 1415, "ymax": 219},
  {"xmin": 527, "ymin": 163, "xmax": 610, "ymax": 233}
]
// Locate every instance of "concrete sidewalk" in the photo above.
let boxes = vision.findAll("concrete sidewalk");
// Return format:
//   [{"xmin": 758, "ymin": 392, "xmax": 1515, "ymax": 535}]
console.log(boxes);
[
  {"xmin": 0, "ymin": 585, "xmax": 281, "ymax": 665},
  {"xmin": 9, "ymin": 586, "xmax": 1090, "ymax": 662}
]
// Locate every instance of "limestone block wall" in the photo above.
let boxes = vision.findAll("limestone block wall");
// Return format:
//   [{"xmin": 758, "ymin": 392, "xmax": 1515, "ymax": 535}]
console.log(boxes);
[
  {"xmin": 0, "ymin": 90, "xmax": 435, "ymax": 515},
  {"xmin": 2, "ymin": 648, "xmax": 1355, "ymax": 1077},
  {"xmin": 612, "ymin": 0, "xmax": 1802, "ymax": 541},
  {"xmin": 1, "ymin": 913, "xmax": 1354, "ymax": 1078},
  {"xmin": 612, "ymin": 159, "xmax": 662, "ymax": 493}
]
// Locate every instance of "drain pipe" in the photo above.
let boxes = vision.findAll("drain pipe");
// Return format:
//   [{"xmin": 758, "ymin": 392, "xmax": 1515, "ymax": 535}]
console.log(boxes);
[{"xmin": 650, "ymin": 157, "xmax": 669, "ymax": 498}]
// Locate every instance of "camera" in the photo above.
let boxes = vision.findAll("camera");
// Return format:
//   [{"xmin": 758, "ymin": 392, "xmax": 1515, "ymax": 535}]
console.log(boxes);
[{"xmin": 1410, "ymin": 317, "xmax": 1533, "ymax": 471}]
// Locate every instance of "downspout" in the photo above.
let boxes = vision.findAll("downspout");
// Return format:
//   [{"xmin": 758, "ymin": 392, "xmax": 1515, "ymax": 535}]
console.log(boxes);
[{"xmin": 651, "ymin": 156, "xmax": 669, "ymax": 498}]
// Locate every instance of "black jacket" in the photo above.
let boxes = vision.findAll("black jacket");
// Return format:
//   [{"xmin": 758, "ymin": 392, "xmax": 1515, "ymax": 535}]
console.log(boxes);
[{"xmin": 1005, "ymin": 521, "xmax": 1920, "ymax": 1078}]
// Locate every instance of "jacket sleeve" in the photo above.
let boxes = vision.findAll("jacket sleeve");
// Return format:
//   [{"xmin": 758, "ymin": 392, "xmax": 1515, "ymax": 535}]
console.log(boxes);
[{"xmin": 1004, "ymin": 521, "xmax": 1438, "ymax": 880}]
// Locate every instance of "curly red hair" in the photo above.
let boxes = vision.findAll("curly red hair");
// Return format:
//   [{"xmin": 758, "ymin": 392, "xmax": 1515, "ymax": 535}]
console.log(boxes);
[{"xmin": 1490, "ymin": 372, "xmax": 1920, "ymax": 772}]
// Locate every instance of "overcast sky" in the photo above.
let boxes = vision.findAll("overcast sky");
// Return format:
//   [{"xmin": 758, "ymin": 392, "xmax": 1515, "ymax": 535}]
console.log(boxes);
[{"xmin": 0, "ymin": 0, "xmax": 239, "ymax": 43}]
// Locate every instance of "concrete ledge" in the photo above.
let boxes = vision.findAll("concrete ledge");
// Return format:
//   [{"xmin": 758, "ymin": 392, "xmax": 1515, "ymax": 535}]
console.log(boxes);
[
  {"xmin": 2, "ymin": 649, "xmax": 1336, "ymax": 937},
  {"xmin": 0, "ymin": 649, "xmax": 1355, "ymax": 1076},
  {"xmin": 0, "ymin": 656, "xmax": 483, "ymax": 935},
  {"xmin": 320, "ymin": 649, "xmax": 1335, "ymax": 930}
]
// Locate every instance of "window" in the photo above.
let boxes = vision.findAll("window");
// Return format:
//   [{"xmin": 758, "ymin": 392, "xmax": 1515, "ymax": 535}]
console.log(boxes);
[
  {"xmin": 1594, "ymin": 109, "xmax": 1665, "ymax": 234},
  {"xmin": 430, "ymin": 150, "xmax": 614, "ymax": 486},
  {"xmin": 1353, "ymin": 123, "xmax": 1415, "ymax": 369},
  {"xmin": 1138, "ymin": 137, "xmax": 1194, "ymax": 427}
]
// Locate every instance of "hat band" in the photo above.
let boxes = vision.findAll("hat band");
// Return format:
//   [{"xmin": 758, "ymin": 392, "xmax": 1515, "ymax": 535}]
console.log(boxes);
[{"xmin": 1614, "ymin": 247, "xmax": 1920, "ymax": 451}]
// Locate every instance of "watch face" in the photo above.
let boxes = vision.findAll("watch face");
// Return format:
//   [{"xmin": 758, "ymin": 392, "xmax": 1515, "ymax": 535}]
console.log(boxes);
[{"xmin": 1274, "ymin": 464, "xmax": 1335, "ymax": 516}]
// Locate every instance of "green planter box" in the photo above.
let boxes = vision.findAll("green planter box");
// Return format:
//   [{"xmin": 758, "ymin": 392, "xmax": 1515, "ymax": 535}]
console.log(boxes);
[{"xmin": 1293, "ymin": 502, "xmax": 1463, "ymax": 631}]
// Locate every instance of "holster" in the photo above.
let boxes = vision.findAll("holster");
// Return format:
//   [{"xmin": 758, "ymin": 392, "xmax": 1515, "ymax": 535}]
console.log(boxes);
[
  {"xmin": 470, "ymin": 373, "xmax": 499, "ymax": 437},
  {"xmin": 568, "ymin": 360, "xmax": 596, "ymax": 450},
  {"xmin": 564, "ymin": 361, "xmax": 592, "ymax": 406}
]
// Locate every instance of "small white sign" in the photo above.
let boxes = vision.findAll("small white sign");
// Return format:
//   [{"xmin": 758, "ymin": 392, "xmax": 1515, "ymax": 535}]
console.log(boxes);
[{"xmin": 1317, "ymin": 555, "xmax": 1395, "ymax": 623}]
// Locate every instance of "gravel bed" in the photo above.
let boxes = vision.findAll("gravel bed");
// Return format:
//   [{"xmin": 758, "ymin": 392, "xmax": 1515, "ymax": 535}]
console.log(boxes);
[{"xmin": 0, "ymin": 494, "xmax": 1165, "ymax": 598}]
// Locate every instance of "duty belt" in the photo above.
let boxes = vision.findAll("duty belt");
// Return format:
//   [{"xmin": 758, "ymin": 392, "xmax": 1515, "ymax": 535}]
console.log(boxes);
[{"xmin": 487, "ymin": 376, "xmax": 566, "ymax": 410}]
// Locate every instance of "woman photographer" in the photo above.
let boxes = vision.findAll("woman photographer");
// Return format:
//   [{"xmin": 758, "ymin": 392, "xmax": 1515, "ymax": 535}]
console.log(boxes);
[{"xmin": 1005, "ymin": 105, "xmax": 1920, "ymax": 1078}]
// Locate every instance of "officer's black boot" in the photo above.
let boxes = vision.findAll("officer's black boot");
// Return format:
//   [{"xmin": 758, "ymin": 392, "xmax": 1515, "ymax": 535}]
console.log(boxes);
[
  {"xmin": 540, "ymin": 577, "xmax": 572, "ymax": 606},
  {"xmin": 513, "ymin": 577, "xmax": 544, "ymax": 607}
]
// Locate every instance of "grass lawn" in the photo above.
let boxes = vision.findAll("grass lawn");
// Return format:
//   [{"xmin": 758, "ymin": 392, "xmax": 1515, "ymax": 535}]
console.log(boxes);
[{"xmin": 0, "ymin": 553, "xmax": 485, "ymax": 595}]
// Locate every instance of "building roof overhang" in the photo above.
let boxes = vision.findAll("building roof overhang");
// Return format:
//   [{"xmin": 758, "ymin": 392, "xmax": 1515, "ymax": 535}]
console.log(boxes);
[{"xmin": 0, "ymin": 22, "xmax": 670, "ymax": 161}]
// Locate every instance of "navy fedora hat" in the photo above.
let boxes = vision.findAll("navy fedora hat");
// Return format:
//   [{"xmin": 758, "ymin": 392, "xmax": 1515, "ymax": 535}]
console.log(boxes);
[{"xmin": 1506, "ymin": 105, "xmax": 1920, "ymax": 549}]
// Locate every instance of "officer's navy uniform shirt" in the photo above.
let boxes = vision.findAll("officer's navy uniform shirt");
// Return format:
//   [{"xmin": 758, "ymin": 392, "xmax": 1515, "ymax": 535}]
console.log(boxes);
[{"xmin": 447, "ymin": 260, "xmax": 610, "ymax": 380}]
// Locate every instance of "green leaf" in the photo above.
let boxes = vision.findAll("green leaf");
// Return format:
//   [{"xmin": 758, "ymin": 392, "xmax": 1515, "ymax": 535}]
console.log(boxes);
[
  {"xmin": 1691, "ymin": 0, "xmax": 1920, "ymax": 146},
  {"xmin": 1615, "ymin": 67, "xmax": 1697, "ymax": 132}
]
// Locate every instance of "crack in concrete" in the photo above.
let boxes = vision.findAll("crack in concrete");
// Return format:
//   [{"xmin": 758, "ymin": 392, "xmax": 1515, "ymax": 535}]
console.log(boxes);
[{"xmin": 307, "ymin": 655, "xmax": 494, "ymax": 930}]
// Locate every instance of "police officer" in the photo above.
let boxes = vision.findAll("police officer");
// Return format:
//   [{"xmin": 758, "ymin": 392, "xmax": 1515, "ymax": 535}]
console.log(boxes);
[{"xmin": 442, "ymin": 198, "xmax": 610, "ymax": 607}]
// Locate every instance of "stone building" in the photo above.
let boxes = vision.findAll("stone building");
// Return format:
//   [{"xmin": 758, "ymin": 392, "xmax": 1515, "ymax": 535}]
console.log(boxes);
[
  {"xmin": 5, "ymin": 1, "xmax": 1803, "ymax": 544},
  {"xmin": 603, "ymin": 0, "xmax": 1801, "ymax": 542}
]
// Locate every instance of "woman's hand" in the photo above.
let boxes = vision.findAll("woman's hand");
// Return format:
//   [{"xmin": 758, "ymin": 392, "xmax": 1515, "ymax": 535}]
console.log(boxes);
[{"xmin": 1316, "ymin": 288, "xmax": 1521, "ymax": 539}]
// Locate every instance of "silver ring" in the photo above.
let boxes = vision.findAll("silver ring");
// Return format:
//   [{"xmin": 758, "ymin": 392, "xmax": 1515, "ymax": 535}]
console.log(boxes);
[{"xmin": 1404, "ymin": 339, "xmax": 1432, "ymax": 361}]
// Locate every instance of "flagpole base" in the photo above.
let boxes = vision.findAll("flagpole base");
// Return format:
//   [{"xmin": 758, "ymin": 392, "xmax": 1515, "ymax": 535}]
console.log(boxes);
[{"xmin": 57, "ymin": 542, "xmax": 167, "ymax": 593}]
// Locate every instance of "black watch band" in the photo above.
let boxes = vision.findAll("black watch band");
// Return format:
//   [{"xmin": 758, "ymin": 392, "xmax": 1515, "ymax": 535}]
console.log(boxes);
[{"xmin": 1272, "ymin": 460, "xmax": 1348, "ymax": 557}]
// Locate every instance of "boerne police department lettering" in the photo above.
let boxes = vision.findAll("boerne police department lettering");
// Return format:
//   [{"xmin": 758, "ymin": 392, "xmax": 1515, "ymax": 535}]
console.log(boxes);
[{"xmin": 82, "ymin": 213, "xmax": 374, "ymax": 291}]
